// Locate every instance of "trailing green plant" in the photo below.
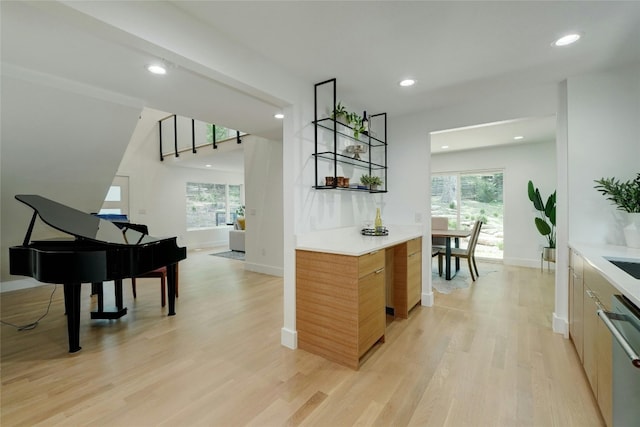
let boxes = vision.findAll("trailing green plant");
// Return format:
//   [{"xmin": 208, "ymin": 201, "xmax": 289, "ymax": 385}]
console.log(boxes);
[
  {"xmin": 235, "ymin": 205, "xmax": 245, "ymax": 217},
  {"xmin": 360, "ymin": 174, "xmax": 383, "ymax": 187},
  {"xmin": 330, "ymin": 102, "xmax": 367, "ymax": 138},
  {"xmin": 347, "ymin": 112, "xmax": 366, "ymax": 138},
  {"xmin": 527, "ymin": 180, "xmax": 556, "ymax": 248},
  {"xmin": 330, "ymin": 101, "xmax": 348, "ymax": 121},
  {"xmin": 594, "ymin": 173, "xmax": 640, "ymax": 213}
]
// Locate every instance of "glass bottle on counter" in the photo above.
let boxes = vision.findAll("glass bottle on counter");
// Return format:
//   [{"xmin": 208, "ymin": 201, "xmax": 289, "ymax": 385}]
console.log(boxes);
[{"xmin": 375, "ymin": 208, "xmax": 383, "ymax": 232}]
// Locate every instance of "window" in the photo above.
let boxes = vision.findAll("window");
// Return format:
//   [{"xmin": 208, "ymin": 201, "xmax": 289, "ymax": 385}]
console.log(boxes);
[
  {"xmin": 207, "ymin": 124, "xmax": 239, "ymax": 143},
  {"xmin": 431, "ymin": 170, "xmax": 504, "ymax": 259},
  {"xmin": 186, "ymin": 182, "xmax": 243, "ymax": 230},
  {"xmin": 99, "ymin": 175, "xmax": 129, "ymax": 216}
]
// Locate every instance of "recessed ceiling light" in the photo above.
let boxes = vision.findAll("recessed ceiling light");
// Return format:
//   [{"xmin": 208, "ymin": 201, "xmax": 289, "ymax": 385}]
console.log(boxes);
[
  {"xmin": 553, "ymin": 33, "xmax": 581, "ymax": 47},
  {"xmin": 441, "ymin": 145, "xmax": 449, "ymax": 149},
  {"xmin": 274, "ymin": 113, "xmax": 284, "ymax": 119},
  {"xmin": 205, "ymin": 164, "xmax": 212, "ymax": 168},
  {"xmin": 147, "ymin": 64, "xmax": 167, "ymax": 75},
  {"xmin": 514, "ymin": 135, "xmax": 524, "ymax": 140},
  {"xmin": 399, "ymin": 79, "xmax": 415, "ymax": 87}
]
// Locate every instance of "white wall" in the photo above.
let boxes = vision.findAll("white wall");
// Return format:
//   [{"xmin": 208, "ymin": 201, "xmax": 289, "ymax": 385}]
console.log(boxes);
[
  {"xmin": 243, "ymin": 136, "xmax": 284, "ymax": 276},
  {"xmin": 432, "ymin": 140, "xmax": 557, "ymax": 267},
  {"xmin": 567, "ymin": 63, "xmax": 640, "ymax": 245}
]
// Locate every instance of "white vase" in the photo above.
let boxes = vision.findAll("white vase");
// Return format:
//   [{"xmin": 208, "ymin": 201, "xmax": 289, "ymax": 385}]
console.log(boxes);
[{"xmin": 623, "ymin": 212, "xmax": 640, "ymax": 249}]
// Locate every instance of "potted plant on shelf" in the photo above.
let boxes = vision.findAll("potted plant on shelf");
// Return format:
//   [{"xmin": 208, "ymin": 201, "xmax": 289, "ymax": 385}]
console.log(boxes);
[
  {"xmin": 330, "ymin": 101, "xmax": 349, "ymax": 125},
  {"xmin": 527, "ymin": 180, "xmax": 556, "ymax": 262},
  {"xmin": 343, "ymin": 111, "xmax": 363, "ymax": 139},
  {"xmin": 594, "ymin": 172, "xmax": 640, "ymax": 248},
  {"xmin": 360, "ymin": 174, "xmax": 383, "ymax": 191}
]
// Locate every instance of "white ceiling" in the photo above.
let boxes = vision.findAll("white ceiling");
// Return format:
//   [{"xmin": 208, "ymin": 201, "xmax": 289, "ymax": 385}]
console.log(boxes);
[
  {"xmin": 3, "ymin": 1, "xmax": 640, "ymax": 167},
  {"xmin": 430, "ymin": 115, "xmax": 557, "ymax": 154},
  {"xmin": 175, "ymin": 1, "xmax": 640, "ymax": 117}
]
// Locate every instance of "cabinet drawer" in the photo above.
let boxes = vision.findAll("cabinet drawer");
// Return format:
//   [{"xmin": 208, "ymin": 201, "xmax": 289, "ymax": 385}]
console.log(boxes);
[
  {"xmin": 584, "ymin": 262, "xmax": 616, "ymax": 311},
  {"xmin": 358, "ymin": 250, "xmax": 385, "ymax": 278},
  {"xmin": 406, "ymin": 237, "xmax": 422, "ymax": 255}
]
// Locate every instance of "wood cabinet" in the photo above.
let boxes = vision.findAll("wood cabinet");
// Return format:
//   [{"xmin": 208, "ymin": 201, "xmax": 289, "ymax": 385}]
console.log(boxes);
[
  {"xmin": 569, "ymin": 248, "xmax": 615, "ymax": 427},
  {"xmin": 296, "ymin": 249, "xmax": 385, "ymax": 369},
  {"xmin": 569, "ymin": 249, "xmax": 584, "ymax": 361},
  {"xmin": 584, "ymin": 261, "xmax": 615, "ymax": 427},
  {"xmin": 393, "ymin": 237, "xmax": 422, "ymax": 318}
]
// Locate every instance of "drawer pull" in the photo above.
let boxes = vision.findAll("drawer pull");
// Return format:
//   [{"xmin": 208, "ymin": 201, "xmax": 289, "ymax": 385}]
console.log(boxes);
[{"xmin": 375, "ymin": 268, "xmax": 384, "ymax": 274}]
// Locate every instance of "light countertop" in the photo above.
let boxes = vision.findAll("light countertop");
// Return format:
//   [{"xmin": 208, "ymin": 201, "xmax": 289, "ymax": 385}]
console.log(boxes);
[
  {"xmin": 569, "ymin": 242, "xmax": 640, "ymax": 308},
  {"xmin": 296, "ymin": 225, "xmax": 423, "ymax": 256}
]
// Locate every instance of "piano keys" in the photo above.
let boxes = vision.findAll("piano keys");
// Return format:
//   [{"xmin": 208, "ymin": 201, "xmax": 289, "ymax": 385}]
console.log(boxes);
[{"xmin": 9, "ymin": 194, "xmax": 187, "ymax": 353}]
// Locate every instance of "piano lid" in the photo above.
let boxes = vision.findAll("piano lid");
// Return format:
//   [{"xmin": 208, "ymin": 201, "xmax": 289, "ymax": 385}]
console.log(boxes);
[{"xmin": 15, "ymin": 195, "xmax": 163, "ymax": 245}]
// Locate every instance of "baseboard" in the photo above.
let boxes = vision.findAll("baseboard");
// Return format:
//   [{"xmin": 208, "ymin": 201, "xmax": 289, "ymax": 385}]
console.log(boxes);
[
  {"xmin": 281, "ymin": 327, "xmax": 297, "ymax": 349},
  {"xmin": 553, "ymin": 312, "xmax": 569, "ymax": 338},
  {"xmin": 244, "ymin": 262, "xmax": 283, "ymax": 277},
  {"xmin": 421, "ymin": 290, "xmax": 434, "ymax": 307},
  {"xmin": 503, "ymin": 257, "xmax": 556, "ymax": 271}
]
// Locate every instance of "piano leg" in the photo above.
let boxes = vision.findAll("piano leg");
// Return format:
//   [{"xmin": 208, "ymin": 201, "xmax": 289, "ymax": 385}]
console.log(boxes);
[
  {"xmin": 114, "ymin": 279, "xmax": 124, "ymax": 311},
  {"xmin": 95, "ymin": 282, "xmax": 104, "ymax": 312},
  {"xmin": 63, "ymin": 282, "xmax": 82, "ymax": 353},
  {"xmin": 167, "ymin": 263, "xmax": 177, "ymax": 316},
  {"xmin": 91, "ymin": 282, "xmax": 100, "ymax": 295}
]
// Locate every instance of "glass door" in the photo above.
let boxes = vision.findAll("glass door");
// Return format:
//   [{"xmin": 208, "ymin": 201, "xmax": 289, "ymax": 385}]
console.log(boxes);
[{"xmin": 431, "ymin": 170, "xmax": 504, "ymax": 259}]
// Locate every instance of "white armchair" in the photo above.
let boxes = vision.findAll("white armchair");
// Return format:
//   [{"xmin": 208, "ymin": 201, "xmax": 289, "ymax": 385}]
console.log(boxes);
[{"xmin": 229, "ymin": 218, "xmax": 245, "ymax": 252}]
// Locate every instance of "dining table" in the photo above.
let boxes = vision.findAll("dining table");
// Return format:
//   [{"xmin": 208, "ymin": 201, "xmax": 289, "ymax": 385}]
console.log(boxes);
[{"xmin": 431, "ymin": 228, "xmax": 473, "ymax": 280}]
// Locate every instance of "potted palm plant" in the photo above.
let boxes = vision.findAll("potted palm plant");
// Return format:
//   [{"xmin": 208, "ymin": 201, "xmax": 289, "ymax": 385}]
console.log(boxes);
[
  {"xmin": 594, "ymin": 172, "xmax": 640, "ymax": 247},
  {"xmin": 527, "ymin": 180, "xmax": 556, "ymax": 262}
]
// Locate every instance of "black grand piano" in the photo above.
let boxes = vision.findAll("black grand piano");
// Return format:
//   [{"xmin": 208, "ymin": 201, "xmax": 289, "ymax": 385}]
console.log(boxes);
[{"xmin": 9, "ymin": 195, "xmax": 187, "ymax": 353}]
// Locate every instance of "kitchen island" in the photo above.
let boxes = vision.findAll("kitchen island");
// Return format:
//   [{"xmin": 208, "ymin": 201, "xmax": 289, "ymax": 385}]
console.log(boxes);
[
  {"xmin": 296, "ymin": 225, "xmax": 423, "ymax": 369},
  {"xmin": 568, "ymin": 242, "xmax": 640, "ymax": 427}
]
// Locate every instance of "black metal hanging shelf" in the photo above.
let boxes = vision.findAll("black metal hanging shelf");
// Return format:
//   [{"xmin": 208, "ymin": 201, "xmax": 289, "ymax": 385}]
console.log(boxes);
[
  {"xmin": 312, "ymin": 78, "xmax": 388, "ymax": 193},
  {"xmin": 313, "ymin": 117, "xmax": 387, "ymax": 147}
]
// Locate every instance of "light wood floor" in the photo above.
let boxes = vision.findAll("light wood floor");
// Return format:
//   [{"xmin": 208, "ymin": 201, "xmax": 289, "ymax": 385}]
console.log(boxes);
[{"xmin": 1, "ymin": 248, "xmax": 604, "ymax": 426}]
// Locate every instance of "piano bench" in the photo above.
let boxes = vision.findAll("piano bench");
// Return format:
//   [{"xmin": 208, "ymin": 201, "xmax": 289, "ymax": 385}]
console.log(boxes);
[{"xmin": 131, "ymin": 266, "xmax": 179, "ymax": 307}]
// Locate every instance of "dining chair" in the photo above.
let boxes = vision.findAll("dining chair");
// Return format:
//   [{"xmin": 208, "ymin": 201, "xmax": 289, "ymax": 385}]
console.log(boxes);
[
  {"xmin": 437, "ymin": 220, "xmax": 483, "ymax": 281},
  {"xmin": 431, "ymin": 216, "xmax": 448, "ymax": 250}
]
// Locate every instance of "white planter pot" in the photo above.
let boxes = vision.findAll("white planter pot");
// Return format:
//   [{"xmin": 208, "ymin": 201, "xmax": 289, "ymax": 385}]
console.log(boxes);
[
  {"xmin": 623, "ymin": 212, "xmax": 640, "ymax": 249},
  {"xmin": 543, "ymin": 247, "xmax": 556, "ymax": 262}
]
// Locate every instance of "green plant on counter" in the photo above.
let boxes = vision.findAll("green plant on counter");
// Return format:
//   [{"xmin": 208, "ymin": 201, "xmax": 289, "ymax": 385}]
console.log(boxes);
[
  {"xmin": 594, "ymin": 173, "xmax": 640, "ymax": 213},
  {"xmin": 527, "ymin": 180, "xmax": 556, "ymax": 248}
]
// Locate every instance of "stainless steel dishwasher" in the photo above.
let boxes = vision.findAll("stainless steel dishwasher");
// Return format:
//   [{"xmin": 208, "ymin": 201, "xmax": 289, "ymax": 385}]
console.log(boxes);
[{"xmin": 598, "ymin": 295, "xmax": 640, "ymax": 426}]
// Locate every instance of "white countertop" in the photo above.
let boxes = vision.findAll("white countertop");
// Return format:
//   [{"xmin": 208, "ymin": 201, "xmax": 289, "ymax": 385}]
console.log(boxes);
[
  {"xmin": 296, "ymin": 225, "xmax": 423, "ymax": 256},
  {"xmin": 569, "ymin": 241, "xmax": 640, "ymax": 308}
]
